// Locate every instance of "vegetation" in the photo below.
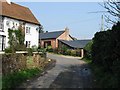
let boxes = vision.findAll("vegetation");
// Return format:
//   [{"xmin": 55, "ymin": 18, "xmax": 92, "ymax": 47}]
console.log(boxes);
[
  {"xmin": 46, "ymin": 45, "xmax": 53, "ymax": 52},
  {"xmin": 5, "ymin": 27, "xmax": 26, "ymax": 53},
  {"xmin": 83, "ymin": 22, "xmax": 120, "ymax": 88},
  {"xmin": 51, "ymin": 47, "xmax": 81, "ymax": 57},
  {"xmin": 84, "ymin": 41, "xmax": 93, "ymax": 59},
  {"xmin": 102, "ymin": 0, "xmax": 120, "ymax": 24},
  {"xmin": 27, "ymin": 48, "xmax": 33, "ymax": 56},
  {"xmin": 2, "ymin": 68, "xmax": 41, "ymax": 89}
]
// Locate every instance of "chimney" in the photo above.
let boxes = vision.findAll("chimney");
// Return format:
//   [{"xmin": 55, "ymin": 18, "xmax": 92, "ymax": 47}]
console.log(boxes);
[
  {"xmin": 0, "ymin": 0, "xmax": 11, "ymax": 4},
  {"xmin": 65, "ymin": 27, "xmax": 69, "ymax": 40},
  {"xmin": 6, "ymin": 0, "xmax": 11, "ymax": 4}
]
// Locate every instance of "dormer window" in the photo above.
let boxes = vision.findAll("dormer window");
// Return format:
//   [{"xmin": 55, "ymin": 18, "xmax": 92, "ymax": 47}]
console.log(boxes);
[{"xmin": 26, "ymin": 27, "xmax": 30, "ymax": 34}]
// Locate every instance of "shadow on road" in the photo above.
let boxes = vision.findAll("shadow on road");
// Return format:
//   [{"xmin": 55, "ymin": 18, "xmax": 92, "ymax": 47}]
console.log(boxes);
[{"xmin": 49, "ymin": 64, "xmax": 93, "ymax": 88}]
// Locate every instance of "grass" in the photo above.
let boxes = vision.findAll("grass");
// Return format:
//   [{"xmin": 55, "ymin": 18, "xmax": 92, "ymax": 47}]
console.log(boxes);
[
  {"xmin": 82, "ymin": 57, "xmax": 92, "ymax": 64},
  {"xmin": 2, "ymin": 68, "xmax": 42, "ymax": 89},
  {"xmin": 82, "ymin": 58, "xmax": 119, "ymax": 88},
  {"xmin": 2, "ymin": 55, "xmax": 42, "ymax": 89}
]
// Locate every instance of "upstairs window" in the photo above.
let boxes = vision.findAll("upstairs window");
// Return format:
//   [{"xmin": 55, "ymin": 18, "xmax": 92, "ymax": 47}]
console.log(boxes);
[
  {"xmin": 0, "ymin": 17, "xmax": 4, "ymax": 31},
  {"xmin": 0, "ymin": 23, "xmax": 3, "ymax": 31},
  {"xmin": 6, "ymin": 21, "xmax": 10, "ymax": 27},
  {"xmin": 26, "ymin": 27, "xmax": 30, "ymax": 34}
]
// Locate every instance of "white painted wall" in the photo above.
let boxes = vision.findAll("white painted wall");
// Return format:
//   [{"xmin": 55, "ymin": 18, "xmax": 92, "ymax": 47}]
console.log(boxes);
[
  {"xmin": 25, "ymin": 23, "xmax": 39, "ymax": 48},
  {"xmin": 0, "ymin": 17, "xmax": 39, "ymax": 50},
  {"xmin": 3, "ymin": 17, "xmax": 20, "ymax": 48}
]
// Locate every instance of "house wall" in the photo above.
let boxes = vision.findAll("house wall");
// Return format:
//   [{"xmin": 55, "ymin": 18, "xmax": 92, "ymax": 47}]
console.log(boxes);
[
  {"xmin": 40, "ymin": 29, "xmax": 73, "ymax": 49},
  {"xmin": 56, "ymin": 29, "xmax": 73, "ymax": 48},
  {"xmin": 41, "ymin": 39, "xmax": 56, "ymax": 49},
  {"xmin": 3, "ymin": 17, "xmax": 20, "ymax": 48},
  {"xmin": 25, "ymin": 23, "xmax": 39, "ymax": 47},
  {"xmin": 0, "ymin": 17, "xmax": 39, "ymax": 51}
]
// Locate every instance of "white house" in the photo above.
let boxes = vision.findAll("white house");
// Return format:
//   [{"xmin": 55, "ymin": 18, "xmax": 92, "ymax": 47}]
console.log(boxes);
[{"xmin": 0, "ymin": 2, "xmax": 40, "ymax": 51}]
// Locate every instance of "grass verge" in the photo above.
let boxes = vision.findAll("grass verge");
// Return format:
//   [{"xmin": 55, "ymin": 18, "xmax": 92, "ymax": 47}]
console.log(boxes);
[{"xmin": 2, "ymin": 68, "xmax": 41, "ymax": 89}]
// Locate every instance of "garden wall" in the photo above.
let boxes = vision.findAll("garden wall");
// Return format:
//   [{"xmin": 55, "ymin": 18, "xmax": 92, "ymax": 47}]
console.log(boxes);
[
  {"xmin": 2, "ymin": 53, "xmax": 27, "ymax": 75},
  {"xmin": 1, "ymin": 52, "xmax": 47, "ymax": 75}
]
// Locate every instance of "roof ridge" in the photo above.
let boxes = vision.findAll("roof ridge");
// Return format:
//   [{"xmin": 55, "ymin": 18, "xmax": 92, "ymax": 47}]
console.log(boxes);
[
  {"xmin": 2, "ymin": 2, "xmax": 40, "ymax": 25},
  {"xmin": 77, "ymin": 39, "xmax": 92, "ymax": 40},
  {"xmin": 43, "ymin": 30, "xmax": 65, "ymax": 34},
  {"xmin": 11, "ymin": 2, "xmax": 29, "ymax": 9}
]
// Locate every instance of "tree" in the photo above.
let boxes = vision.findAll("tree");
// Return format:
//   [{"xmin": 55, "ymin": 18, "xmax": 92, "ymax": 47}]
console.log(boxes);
[
  {"xmin": 39, "ymin": 25, "xmax": 44, "ymax": 33},
  {"xmin": 102, "ymin": 0, "xmax": 120, "ymax": 24}
]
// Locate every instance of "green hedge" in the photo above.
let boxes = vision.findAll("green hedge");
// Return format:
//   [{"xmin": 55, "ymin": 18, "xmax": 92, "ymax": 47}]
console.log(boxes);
[{"xmin": 91, "ymin": 22, "xmax": 120, "ymax": 87}]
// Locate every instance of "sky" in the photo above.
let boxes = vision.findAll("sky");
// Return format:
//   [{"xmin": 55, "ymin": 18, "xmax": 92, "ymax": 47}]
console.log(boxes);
[{"xmin": 15, "ymin": 2, "xmax": 110, "ymax": 40}]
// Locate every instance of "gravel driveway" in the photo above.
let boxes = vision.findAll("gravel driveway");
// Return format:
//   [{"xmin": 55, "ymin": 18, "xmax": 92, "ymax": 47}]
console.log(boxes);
[{"xmin": 19, "ymin": 53, "xmax": 93, "ymax": 88}]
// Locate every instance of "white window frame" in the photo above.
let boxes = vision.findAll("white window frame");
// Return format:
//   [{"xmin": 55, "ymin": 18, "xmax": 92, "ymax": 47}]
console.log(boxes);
[
  {"xmin": 6, "ymin": 21, "xmax": 10, "ymax": 27},
  {"xmin": 26, "ymin": 41, "xmax": 31, "ymax": 48},
  {"xmin": 0, "ymin": 36, "xmax": 5, "ymax": 51},
  {"xmin": 26, "ymin": 27, "xmax": 30, "ymax": 34}
]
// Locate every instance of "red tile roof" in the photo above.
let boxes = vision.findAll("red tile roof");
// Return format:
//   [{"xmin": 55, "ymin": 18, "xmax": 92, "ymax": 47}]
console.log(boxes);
[{"xmin": 1, "ymin": 2, "xmax": 40, "ymax": 25}]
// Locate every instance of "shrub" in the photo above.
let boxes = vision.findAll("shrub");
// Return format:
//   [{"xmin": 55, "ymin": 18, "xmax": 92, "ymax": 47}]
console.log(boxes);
[
  {"xmin": 91, "ymin": 22, "xmax": 120, "ymax": 88},
  {"xmin": 76, "ymin": 49, "xmax": 81, "ymax": 56},
  {"xmin": 32, "ymin": 45, "xmax": 38, "ymax": 52},
  {"xmin": 61, "ymin": 46, "xmax": 68, "ymax": 55},
  {"xmin": 66, "ymin": 49, "xmax": 71, "ymax": 55},
  {"xmin": 84, "ymin": 41, "xmax": 93, "ymax": 59},
  {"xmin": 16, "ymin": 44, "xmax": 26, "ymax": 51},
  {"xmin": 27, "ymin": 48, "xmax": 33, "ymax": 56},
  {"xmin": 4, "ymin": 48, "xmax": 12, "ymax": 53},
  {"xmin": 70, "ymin": 50, "xmax": 76, "ymax": 56},
  {"xmin": 46, "ymin": 45, "xmax": 53, "ymax": 52}
]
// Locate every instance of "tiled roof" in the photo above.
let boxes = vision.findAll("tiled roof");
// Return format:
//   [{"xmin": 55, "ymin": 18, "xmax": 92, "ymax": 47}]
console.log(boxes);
[
  {"xmin": 1, "ymin": 2, "xmax": 40, "ymax": 25},
  {"xmin": 59, "ymin": 39, "xmax": 91, "ymax": 49},
  {"xmin": 39, "ymin": 30, "xmax": 65, "ymax": 40}
]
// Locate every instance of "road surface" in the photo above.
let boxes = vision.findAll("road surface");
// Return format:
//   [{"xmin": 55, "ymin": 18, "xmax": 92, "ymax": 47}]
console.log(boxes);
[{"xmin": 19, "ymin": 53, "xmax": 93, "ymax": 88}]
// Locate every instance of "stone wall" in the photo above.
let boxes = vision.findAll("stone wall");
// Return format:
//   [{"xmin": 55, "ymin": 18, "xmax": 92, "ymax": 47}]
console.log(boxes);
[{"xmin": 1, "ymin": 53, "xmax": 47, "ymax": 75}]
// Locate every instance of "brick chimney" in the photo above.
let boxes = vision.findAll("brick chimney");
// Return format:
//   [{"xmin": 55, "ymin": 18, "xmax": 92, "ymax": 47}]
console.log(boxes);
[
  {"xmin": 0, "ymin": 0, "xmax": 11, "ymax": 4},
  {"xmin": 65, "ymin": 27, "xmax": 69, "ymax": 40}
]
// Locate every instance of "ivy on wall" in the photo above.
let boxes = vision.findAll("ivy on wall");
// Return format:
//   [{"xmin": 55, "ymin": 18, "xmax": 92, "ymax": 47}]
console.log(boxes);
[{"xmin": 7, "ymin": 27, "xmax": 25, "ymax": 53}]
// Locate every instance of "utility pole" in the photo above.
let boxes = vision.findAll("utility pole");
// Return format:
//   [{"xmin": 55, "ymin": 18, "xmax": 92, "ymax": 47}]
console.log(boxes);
[
  {"xmin": 101, "ymin": 15, "xmax": 104, "ymax": 31},
  {"xmin": 88, "ymin": 11, "xmax": 107, "ymax": 31}
]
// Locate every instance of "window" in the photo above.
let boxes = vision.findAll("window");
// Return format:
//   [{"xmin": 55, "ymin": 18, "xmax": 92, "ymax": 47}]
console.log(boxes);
[
  {"xmin": 0, "ymin": 17, "xmax": 4, "ymax": 31},
  {"xmin": 26, "ymin": 27, "xmax": 30, "ymax": 34},
  {"xmin": 0, "ymin": 23, "xmax": 3, "ymax": 31},
  {"xmin": 6, "ymin": 21, "xmax": 10, "ymax": 26},
  {"xmin": 26, "ymin": 41, "xmax": 31, "ymax": 48},
  {"xmin": 0, "ymin": 36, "xmax": 5, "ymax": 51}
]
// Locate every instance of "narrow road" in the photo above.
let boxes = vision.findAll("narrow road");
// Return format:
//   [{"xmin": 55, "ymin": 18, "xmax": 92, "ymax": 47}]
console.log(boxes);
[{"xmin": 19, "ymin": 53, "xmax": 93, "ymax": 88}]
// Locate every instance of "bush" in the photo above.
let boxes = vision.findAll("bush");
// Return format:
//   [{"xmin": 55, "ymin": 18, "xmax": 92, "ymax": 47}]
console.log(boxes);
[
  {"xmin": 66, "ymin": 49, "xmax": 71, "ymax": 55},
  {"xmin": 4, "ymin": 48, "xmax": 12, "ymax": 53},
  {"xmin": 76, "ymin": 49, "xmax": 81, "ymax": 57},
  {"xmin": 91, "ymin": 22, "xmax": 120, "ymax": 88},
  {"xmin": 84, "ymin": 41, "xmax": 93, "ymax": 59},
  {"xmin": 16, "ymin": 44, "xmax": 26, "ymax": 51},
  {"xmin": 27, "ymin": 48, "xmax": 33, "ymax": 56},
  {"xmin": 70, "ymin": 50, "xmax": 76, "ymax": 56},
  {"xmin": 32, "ymin": 45, "xmax": 38, "ymax": 52},
  {"xmin": 61, "ymin": 46, "xmax": 68, "ymax": 55},
  {"xmin": 46, "ymin": 45, "xmax": 53, "ymax": 52}
]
